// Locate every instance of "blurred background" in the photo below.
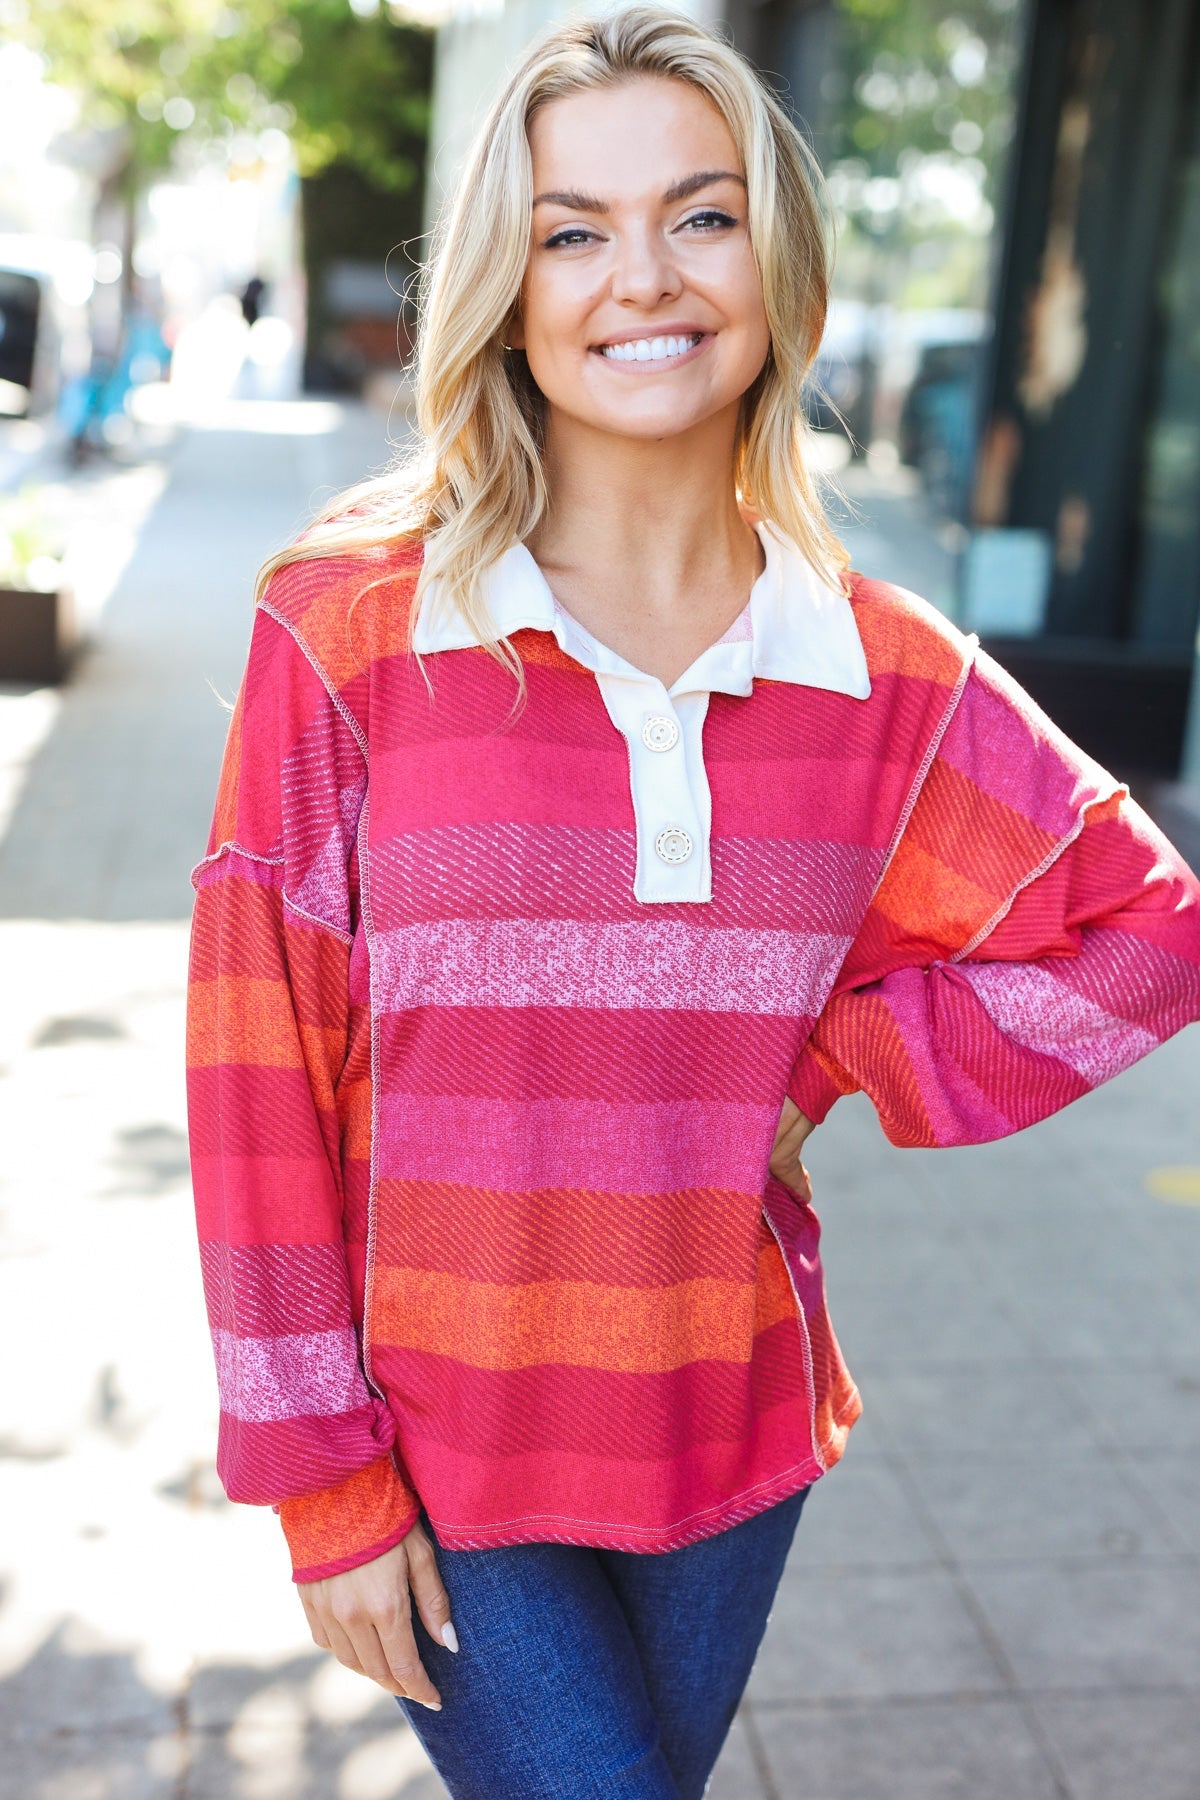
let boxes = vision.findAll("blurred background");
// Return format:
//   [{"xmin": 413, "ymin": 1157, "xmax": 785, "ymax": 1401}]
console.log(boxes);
[{"xmin": 0, "ymin": 1, "xmax": 1198, "ymax": 1796}]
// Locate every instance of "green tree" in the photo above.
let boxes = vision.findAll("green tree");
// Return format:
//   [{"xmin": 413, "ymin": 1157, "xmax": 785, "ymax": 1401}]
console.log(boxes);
[{"xmin": 19, "ymin": 0, "xmax": 430, "ymax": 305}]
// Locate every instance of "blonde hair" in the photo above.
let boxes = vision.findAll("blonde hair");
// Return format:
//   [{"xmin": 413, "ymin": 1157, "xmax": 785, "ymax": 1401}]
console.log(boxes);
[{"xmin": 254, "ymin": 3, "xmax": 848, "ymax": 688}]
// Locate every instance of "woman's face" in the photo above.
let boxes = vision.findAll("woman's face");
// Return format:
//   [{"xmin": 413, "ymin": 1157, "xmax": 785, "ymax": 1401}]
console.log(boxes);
[{"xmin": 512, "ymin": 76, "xmax": 771, "ymax": 444}]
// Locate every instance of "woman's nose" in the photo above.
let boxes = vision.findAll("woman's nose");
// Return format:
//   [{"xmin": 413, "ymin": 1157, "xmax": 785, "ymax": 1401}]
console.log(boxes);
[{"xmin": 609, "ymin": 227, "xmax": 683, "ymax": 309}]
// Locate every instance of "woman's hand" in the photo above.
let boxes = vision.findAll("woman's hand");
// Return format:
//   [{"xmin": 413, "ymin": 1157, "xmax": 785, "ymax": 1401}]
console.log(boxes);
[
  {"xmin": 769, "ymin": 1097, "xmax": 817, "ymax": 1201},
  {"xmin": 297, "ymin": 1518, "xmax": 457, "ymax": 1710}
]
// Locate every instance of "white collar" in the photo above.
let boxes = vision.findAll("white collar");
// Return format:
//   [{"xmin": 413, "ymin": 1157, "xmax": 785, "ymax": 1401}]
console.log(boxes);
[{"xmin": 412, "ymin": 520, "xmax": 872, "ymax": 702}]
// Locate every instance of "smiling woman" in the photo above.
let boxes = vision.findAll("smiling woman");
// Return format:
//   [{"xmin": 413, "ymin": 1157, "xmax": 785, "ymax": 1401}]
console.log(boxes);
[{"xmin": 184, "ymin": 7, "xmax": 1200, "ymax": 1799}]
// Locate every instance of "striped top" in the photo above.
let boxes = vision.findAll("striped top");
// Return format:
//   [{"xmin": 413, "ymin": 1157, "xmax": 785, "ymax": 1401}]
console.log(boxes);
[{"xmin": 185, "ymin": 534, "xmax": 1200, "ymax": 1584}]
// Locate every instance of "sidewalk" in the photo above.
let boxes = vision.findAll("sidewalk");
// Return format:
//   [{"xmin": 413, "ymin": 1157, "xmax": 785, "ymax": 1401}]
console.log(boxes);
[{"xmin": 0, "ymin": 403, "xmax": 1198, "ymax": 1799}]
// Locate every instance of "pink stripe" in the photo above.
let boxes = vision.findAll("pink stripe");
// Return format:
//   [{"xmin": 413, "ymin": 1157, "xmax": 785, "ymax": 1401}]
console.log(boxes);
[
  {"xmin": 372, "ymin": 920, "xmax": 851, "ymax": 1016},
  {"xmin": 365, "ymin": 826, "xmax": 879, "ymax": 934},
  {"xmin": 708, "ymin": 754, "xmax": 915, "ymax": 844},
  {"xmin": 937, "ymin": 658, "xmax": 1112, "ymax": 836},
  {"xmin": 375, "ymin": 1096, "xmax": 781, "ymax": 1190},
  {"xmin": 372, "ymin": 739, "xmax": 631, "ymax": 832},
  {"xmin": 960, "ymin": 958, "xmax": 1160, "ymax": 1088},
  {"xmin": 211, "ymin": 1325, "xmax": 370, "ymax": 1423}
]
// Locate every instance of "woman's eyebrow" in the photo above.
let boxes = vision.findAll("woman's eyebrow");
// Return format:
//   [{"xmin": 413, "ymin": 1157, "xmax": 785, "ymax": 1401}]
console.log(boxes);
[
  {"xmin": 662, "ymin": 169, "xmax": 746, "ymax": 203},
  {"xmin": 531, "ymin": 170, "xmax": 747, "ymax": 211}
]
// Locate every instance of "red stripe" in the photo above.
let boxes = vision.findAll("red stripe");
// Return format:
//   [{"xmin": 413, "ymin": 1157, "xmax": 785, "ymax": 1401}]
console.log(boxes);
[
  {"xmin": 372, "ymin": 1318, "xmax": 808, "ymax": 1461},
  {"xmin": 377, "ymin": 1006, "xmax": 805, "ymax": 1105},
  {"xmin": 373, "ymin": 1178, "xmax": 768, "ymax": 1285}
]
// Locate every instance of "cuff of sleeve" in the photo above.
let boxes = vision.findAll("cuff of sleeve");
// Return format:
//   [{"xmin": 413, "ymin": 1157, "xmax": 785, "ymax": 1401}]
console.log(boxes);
[
  {"xmin": 787, "ymin": 1041, "xmax": 848, "ymax": 1125},
  {"xmin": 277, "ymin": 1454, "xmax": 420, "ymax": 1585}
]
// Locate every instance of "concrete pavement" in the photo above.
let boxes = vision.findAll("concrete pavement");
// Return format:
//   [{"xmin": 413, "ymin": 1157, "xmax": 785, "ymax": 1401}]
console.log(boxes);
[{"xmin": 0, "ymin": 398, "xmax": 1198, "ymax": 1798}]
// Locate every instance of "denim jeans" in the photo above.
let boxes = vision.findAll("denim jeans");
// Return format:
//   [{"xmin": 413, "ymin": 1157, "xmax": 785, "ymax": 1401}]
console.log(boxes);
[{"xmin": 396, "ymin": 1482, "xmax": 810, "ymax": 1799}]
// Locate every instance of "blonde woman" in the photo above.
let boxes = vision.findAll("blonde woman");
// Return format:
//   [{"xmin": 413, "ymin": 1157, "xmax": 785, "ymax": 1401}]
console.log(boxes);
[{"xmin": 185, "ymin": 8, "xmax": 1200, "ymax": 1796}]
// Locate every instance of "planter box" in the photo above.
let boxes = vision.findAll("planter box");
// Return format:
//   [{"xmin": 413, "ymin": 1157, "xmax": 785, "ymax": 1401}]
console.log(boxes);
[{"xmin": 0, "ymin": 582, "xmax": 76, "ymax": 683}]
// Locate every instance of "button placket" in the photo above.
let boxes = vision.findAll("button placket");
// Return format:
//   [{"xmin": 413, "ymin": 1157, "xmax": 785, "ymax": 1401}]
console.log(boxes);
[{"xmin": 596, "ymin": 678, "xmax": 708, "ymax": 901}]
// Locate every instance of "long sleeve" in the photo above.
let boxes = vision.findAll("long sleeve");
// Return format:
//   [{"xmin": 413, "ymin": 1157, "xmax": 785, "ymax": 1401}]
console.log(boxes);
[
  {"xmin": 186, "ymin": 603, "xmax": 419, "ymax": 1582},
  {"xmin": 788, "ymin": 645, "xmax": 1200, "ymax": 1147}
]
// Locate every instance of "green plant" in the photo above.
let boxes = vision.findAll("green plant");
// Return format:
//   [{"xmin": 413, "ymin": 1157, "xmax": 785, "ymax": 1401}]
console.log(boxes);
[{"xmin": 0, "ymin": 485, "xmax": 67, "ymax": 592}]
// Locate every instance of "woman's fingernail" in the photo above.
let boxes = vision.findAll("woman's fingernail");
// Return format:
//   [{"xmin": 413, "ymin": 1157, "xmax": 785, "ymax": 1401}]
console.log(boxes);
[
  {"xmin": 421, "ymin": 1699, "xmax": 442, "ymax": 1711},
  {"xmin": 441, "ymin": 1622, "xmax": 459, "ymax": 1653}
]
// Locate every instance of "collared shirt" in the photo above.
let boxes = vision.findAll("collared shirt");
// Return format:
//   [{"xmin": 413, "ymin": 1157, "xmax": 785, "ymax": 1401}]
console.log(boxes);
[
  {"xmin": 187, "ymin": 528, "xmax": 1200, "ymax": 1585},
  {"xmin": 414, "ymin": 523, "xmax": 872, "ymax": 903}
]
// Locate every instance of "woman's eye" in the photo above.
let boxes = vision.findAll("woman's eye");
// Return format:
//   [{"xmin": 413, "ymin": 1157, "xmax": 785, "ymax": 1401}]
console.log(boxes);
[
  {"xmin": 679, "ymin": 209, "xmax": 737, "ymax": 232},
  {"xmin": 543, "ymin": 227, "xmax": 596, "ymax": 249}
]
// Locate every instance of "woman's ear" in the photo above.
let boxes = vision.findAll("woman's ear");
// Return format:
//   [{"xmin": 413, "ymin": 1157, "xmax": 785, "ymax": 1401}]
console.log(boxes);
[{"xmin": 506, "ymin": 313, "xmax": 525, "ymax": 351}]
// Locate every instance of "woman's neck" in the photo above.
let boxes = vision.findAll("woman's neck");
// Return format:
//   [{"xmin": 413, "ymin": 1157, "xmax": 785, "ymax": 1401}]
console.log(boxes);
[{"xmin": 525, "ymin": 405, "xmax": 763, "ymax": 688}]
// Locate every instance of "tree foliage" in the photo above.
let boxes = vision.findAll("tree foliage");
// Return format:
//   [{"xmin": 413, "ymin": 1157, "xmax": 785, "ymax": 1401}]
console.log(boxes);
[
  {"xmin": 825, "ymin": 0, "xmax": 1024, "ymax": 198},
  {"xmin": 19, "ymin": 0, "xmax": 431, "ymax": 195}
]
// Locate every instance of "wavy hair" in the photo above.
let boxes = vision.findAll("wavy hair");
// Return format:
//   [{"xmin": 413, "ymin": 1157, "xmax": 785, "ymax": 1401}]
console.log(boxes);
[{"xmin": 253, "ymin": 3, "xmax": 848, "ymax": 689}]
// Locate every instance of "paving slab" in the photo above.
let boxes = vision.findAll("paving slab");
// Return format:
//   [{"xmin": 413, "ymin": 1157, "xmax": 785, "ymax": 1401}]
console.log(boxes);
[
  {"xmin": 1056, "ymin": 1357, "xmax": 1200, "ymax": 1455},
  {"xmin": 1031, "ymin": 1692, "xmax": 1200, "ymax": 1800},
  {"xmin": 752, "ymin": 1697, "xmax": 1063, "ymax": 1800},
  {"xmin": 901, "ymin": 1449, "xmax": 1181, "ymax": 1562},
  {"xmin": 1113, "ymin": 1450, "xmax": 1200, "ymax": 1554},
  {"xmin": 183, "ymin": 1720, "xmax": 443, "ymax": 1800},
  {"xmin": 784, "ymin": 1454, "xmax": 941, "ymax": 1570},
  {"xmin": 705, "ymin": 1709, "xmax": 766, "ymax": 1800},
  {"xmin": 753, "ymin": 1566, "xmax": 1007, "ymax": 1703},
  {"xmin": 863, "ymin": 1359, "xmax": 1108, "ymax": 1461},
  {"xmin": 960, "ymin": 1558, "xmax": 1200, "ymax": 1691},
  {"xmin": 0, "ymin": 1729, "xmax": 185, "ymax": 1800}
]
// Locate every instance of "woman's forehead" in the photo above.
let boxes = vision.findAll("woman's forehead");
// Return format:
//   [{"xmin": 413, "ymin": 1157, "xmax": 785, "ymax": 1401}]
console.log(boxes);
[{"xmin": 528, "ymin": 77, "xmax": 741, "ymax": 185}]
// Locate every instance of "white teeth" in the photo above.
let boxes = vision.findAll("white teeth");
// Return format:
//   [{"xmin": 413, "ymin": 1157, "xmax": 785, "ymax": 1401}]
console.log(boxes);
[{"xmin": 600, "ymin": 334, "xmax": 699, "ymax": 362}]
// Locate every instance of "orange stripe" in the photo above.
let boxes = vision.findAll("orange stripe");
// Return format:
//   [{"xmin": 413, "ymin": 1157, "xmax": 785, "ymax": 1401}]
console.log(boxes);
[
  {"xmin": 188, "ymin": 976, "xmax": 303, "ymax": 1069},
  {"xmin": 277, "ymin": 1454, "xmax": 417, "ymax": 1572},
  {"xmin": 874, "ymin": 837, "xmax": 997, "ymax": 952},
  {"xmin": 850, "ymin": 583, "xmax": 965, "ymax": 685},
  {"xmin": 372, "ymin": 1244, "xmax": 793, "ymax": 1373}
]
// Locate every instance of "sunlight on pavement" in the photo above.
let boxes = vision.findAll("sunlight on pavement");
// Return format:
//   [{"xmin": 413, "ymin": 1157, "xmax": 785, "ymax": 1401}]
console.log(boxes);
[
  {"xmin": 1144, "ymin": 1166, "xmax": 1200, "ymax": 1204},
  {"xmin": 130, "ymin": 384, "xmax": 347, "ymax": 435},
  {"xmin": 0, "ymin": 909, "xmax": 439, "ymax": 1789},
  {"xmin": 0, "ymin": 688, "xmax": 60, "ymax": 839},
  {"xmin": 339, "ymin": 1731, "xmax": 439, "ymax": 1799}
]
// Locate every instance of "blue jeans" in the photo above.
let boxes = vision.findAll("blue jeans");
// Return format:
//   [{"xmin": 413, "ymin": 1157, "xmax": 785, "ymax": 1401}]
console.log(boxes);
[{"xmin": 396, "ymin": 1483, "xmax": 810, "ymax": 1799}]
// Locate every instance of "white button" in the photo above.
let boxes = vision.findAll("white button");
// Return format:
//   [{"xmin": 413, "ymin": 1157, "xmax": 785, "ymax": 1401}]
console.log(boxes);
[
  {"xmin": 642, "ymin": 714, "xmax": 679, "ymax": 752},
  {"xmin": 654, "ymin": 826, "xmax": 693, "ymax": 864}
]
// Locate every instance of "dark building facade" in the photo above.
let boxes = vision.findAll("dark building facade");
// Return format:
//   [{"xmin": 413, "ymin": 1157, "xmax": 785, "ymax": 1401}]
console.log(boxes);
[{"xmin": 732, "ymin": 0, "xmax": 1200, "ymax": 781}]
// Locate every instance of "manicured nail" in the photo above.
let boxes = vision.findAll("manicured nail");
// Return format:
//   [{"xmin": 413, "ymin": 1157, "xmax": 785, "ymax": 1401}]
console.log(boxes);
[
  {"xmin": 441, "ymin": 1622, "xmax": 459, "ymax": 1653},
  {"xmin": 421, "ymin": 1699, "xmax": 442, "ymax": 1711}
]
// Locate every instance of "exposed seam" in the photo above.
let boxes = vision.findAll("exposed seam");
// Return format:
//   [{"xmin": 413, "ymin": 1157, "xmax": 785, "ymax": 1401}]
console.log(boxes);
[
  {"xmin": 258, "ymin": 597, "xmax": 371, "ymax": 766},
  {"xmin": 191, "ymin": 838, "xmax": 354, "ymax": 945},
  {"xmin": 760, "ymin": 1203, "xmax": 827, "ymax": 1475},
  {"xmin": 357, "ymin": 784, "xmax": 386, "ymax": 1403},
  {"xmin": 867, "ymin": 632, "xmax": 979, "ymax": 909},
  {"xmin": 190, "ymin": 838, "xmax": 284, "ymax": 880},
  {"xmin": 423, "ymin": 1455, "xmax": 823, "ymax": 1542},
  {"xmin": 948, "ymin": 784, "xmax": 1126, "ymax": 963},
  {"xmin": 281, "ymin": 893, "xmax": 353, "ymax": 946}
]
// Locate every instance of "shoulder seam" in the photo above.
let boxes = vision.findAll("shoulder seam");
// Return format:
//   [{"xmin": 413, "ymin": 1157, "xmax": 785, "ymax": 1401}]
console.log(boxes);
[{"xmin": 258, "ymin": 597, "xmax": 370, "ymax": 766}]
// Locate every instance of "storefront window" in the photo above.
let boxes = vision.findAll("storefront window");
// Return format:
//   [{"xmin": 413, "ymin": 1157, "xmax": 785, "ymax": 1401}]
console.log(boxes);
[
  {"xmin": 804, "ymin": 0, "xmax": 1030, "ymax": 610},
  {"xmin": 1130, "ymin": 81, "xmax": 1200, "ymax": 654}
]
